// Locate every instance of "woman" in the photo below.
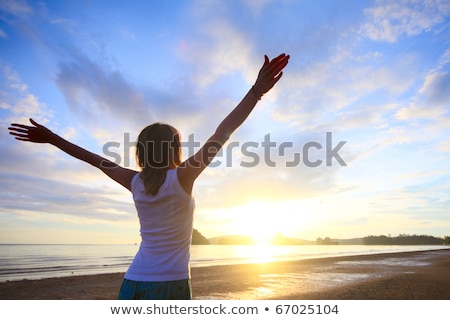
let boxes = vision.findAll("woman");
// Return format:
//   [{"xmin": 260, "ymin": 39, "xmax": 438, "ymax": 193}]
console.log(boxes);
[{"xmin": 8, "ymin": 53, "xmax": 290, "ymax": 299}]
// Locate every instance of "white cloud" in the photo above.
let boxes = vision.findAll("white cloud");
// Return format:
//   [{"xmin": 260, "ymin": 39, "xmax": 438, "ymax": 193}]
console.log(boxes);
[
  {"xmin": 12, "ymin": 94, "xmax": 42, "ymax": 114},
  {"xmin": 0, "ymin": 0, "xmax": 34, "ymax": 19},
  {"xmin": 242, "ymin": 0, "xmax": 275, "ymax": 17},
  {"xmin": 195, "ymin": 151, "xmax": 346, "ymax": 210},
  {"xmin": 0, "ymin": 29, "xmax": 7, "ymax": 39},
  {"xmin": 0, "ymin": 63, "xmax": 27, "ymax": 92},
  {"xmin": 60, "ymin": 126, "xmax": 78, "ymax": 141},
  {"xmin": 189, "ymin": 0, "xmax": 228, "ymax": 18},
  {"xmin": 437, "ymin": 140, "xmax": 450, "ymax": 153},
  {"xmin": 437, "ymin": 48, "xmax": 450, "ymax": 69},
  {"xmin": 419, "ymin": 71, "xmax": 450, "ymax": 106},
  {"xmin": 396, "ymin": 71, "xmax": 449, "ymax": 120},
  {"xmin": 396, "ymin": 103, "xmax": 446, "ymax": 120},
  {"xmin": 177, "ymin": 18, "xmax": 255, "ymax": 87},
  {"xmin": 0, "ymin": 63, "xmax": 51, "ymax": 125},
  {"xmin": 0, "ymin": 172, "xmax": 135, "ymax": 222},
  {"xmin": 55, "ymin": 51, "xmax": 149, "ymax": 126},
  {"xmin": 273, "ymin": 49, "xmax": 419, "ymax": 131},
  {"xmin": 361, "ymin": 0, "xmax": 450, "ymax": 42}
]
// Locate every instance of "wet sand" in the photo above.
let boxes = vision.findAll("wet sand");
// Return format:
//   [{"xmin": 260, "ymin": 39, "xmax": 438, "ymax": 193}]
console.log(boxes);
[{"xmin": 1, "ymin": 249, "xmax": 449, "ymax": 300}]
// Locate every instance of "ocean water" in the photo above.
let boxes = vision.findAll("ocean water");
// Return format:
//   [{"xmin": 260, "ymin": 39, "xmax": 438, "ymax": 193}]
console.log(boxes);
[{"xmin": 0, "ymin": 244, "xmax": 446, "ymax": 282}]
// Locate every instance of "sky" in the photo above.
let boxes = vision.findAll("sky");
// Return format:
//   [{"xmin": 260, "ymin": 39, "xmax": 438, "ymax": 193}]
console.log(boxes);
[{"xmin": 0, "ymin": 0, "xmax": 449, "ymax": 244}]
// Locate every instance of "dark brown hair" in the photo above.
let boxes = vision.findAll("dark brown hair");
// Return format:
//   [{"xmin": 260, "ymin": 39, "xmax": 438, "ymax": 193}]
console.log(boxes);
[{"xmin": 136, "ymin": 123, "xmax": 182, "ymax": 195}]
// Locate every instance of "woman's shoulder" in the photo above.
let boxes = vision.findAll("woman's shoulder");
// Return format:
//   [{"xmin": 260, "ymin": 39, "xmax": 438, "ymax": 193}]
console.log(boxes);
[
  {"xmin": 130, "ymin": 171, "xmax": 142, "ymax": 190},
  {"xmin": 173, "ymin": 167, "xmax": 193, "ymax": 197}
]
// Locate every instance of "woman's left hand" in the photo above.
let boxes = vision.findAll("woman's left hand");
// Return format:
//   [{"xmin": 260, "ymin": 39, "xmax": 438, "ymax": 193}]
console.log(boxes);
[{"xmin": 253, "ymin": 53, "xmax": 290, "ymax": 98}]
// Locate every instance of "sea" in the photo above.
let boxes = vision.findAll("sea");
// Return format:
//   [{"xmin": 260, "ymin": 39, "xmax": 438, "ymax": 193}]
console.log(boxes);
[{"xmin": 0, "ymin": 244, "xmax": 446, "ymax": 282}]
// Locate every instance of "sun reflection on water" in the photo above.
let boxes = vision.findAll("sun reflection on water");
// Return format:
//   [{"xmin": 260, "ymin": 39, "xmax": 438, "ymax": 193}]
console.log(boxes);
[{"xmin": 233, "ymin": 244, "xmax": 282, "ymax": 264}]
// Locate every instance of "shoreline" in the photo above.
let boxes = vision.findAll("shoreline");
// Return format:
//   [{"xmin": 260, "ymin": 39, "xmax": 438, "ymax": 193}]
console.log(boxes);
[{"xmin": 1, "ymin": 249, "xmax": 449, "ymax": 300}]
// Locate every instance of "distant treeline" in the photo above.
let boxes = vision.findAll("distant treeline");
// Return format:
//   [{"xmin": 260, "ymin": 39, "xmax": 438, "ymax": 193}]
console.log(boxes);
[
  {"xmin": 363, "ymin": 234, "xmax": 450, "ymax": 245},
  {"xmin": 316, "ymin": 237, "xmax": 338, "ymax": 245}
]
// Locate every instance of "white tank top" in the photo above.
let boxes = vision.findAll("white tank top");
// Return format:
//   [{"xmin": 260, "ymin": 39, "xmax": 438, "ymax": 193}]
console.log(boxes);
[{"xmin": 125, "ymin": 168, "xmax": 195, "ymax": 282}]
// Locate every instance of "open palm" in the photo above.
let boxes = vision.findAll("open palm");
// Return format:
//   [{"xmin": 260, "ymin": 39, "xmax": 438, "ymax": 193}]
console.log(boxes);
[{"xmin": 8, "ymin": 118, "xmax": 54, "ymax": 143}]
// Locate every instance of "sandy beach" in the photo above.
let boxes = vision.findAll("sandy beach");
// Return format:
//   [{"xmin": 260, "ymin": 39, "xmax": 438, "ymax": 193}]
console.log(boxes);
[{"xmin": 1, "ymin": 249, "xmax": 449, "ymax": 300}]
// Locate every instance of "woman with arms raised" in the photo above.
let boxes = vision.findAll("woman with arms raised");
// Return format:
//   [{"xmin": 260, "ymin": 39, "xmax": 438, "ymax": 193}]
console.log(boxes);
[{"xmin": 8, "ymin": 53, "xmax": 290, "ymax": 299}]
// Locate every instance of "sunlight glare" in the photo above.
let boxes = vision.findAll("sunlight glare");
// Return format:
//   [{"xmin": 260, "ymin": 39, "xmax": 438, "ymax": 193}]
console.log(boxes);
[{"xmin": 236, "ymin": 201, "xmax": 283, "ymax": 245}]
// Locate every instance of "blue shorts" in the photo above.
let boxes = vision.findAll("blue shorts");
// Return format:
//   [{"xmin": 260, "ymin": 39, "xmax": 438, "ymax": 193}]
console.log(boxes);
[{"xmin": 118, "ymin": 278, "xmax": 192, "ymax": 300}]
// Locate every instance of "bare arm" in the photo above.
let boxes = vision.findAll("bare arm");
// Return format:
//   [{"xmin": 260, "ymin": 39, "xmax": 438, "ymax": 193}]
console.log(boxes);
[
  {"xmin": 178, "ymin": 53, "xmax": 290, "ymax": 193},
  {"xmin": 8, "ymin": 119, "xmax": 137, "ymax": 191}
]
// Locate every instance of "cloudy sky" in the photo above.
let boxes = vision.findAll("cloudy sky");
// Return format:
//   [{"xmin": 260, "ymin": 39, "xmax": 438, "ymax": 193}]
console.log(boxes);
[{"xmin": 1, "ymin": 0, "xmax": 449, "ymax": 244}]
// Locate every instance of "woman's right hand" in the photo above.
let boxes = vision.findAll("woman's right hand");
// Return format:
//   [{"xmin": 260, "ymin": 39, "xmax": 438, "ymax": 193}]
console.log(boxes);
[
  {"xmin": 8, "ymin": 118, "xmax": 55, "ymax": 143},
  {"xmin": 253, "ymin": 53, "xmax": 290, "ymax": 99}
]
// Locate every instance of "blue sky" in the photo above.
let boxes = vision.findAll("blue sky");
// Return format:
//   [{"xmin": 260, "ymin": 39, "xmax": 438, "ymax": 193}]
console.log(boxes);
[{"xmin": 1, "ymin": 0, "xmax": 449, "ymax": 244}]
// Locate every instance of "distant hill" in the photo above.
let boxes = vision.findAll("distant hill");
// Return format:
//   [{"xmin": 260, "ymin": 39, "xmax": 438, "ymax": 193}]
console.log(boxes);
[
  {"xmin": 270, "ymin": 233, "xmax": 314, "ymax": 245},
  {"xmin": 192, "ymin": 229, "xmax": 209, "ymax": 245}
]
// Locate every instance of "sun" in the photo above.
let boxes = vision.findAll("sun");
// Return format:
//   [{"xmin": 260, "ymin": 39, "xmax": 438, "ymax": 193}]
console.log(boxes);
[
  {"xmin": 229, "ymin": 200, "xmax": 286, "ymax": 245},
  {"xmin": 248, "ymin": 223, "xmax": 282, "ymax": 245},
  {"xmin": 250, "ymin": 232, "xmax": 277, "ymax": 245},
  {"xmin": 212, "ymin": 198, "xmax": 321, "ymax": 245}
]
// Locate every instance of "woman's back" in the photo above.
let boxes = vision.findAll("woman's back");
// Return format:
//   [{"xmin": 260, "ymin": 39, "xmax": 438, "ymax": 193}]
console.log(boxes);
[{"xmin": 126, "ymin": 169, "xmax": 195, "ymax": 282}]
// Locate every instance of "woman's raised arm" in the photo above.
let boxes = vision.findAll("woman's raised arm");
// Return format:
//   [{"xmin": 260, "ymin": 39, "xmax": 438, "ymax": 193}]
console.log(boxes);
[
  {"xmin": 178, "ymin": 53, "xmax": 290, "ymax": 193},
  {"xmin": 8, "ymin": 118, "xmax": 137, "ymax": 191}
]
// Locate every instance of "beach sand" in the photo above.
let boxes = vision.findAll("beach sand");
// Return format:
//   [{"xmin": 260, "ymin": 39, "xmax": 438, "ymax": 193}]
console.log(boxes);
[{"xmin": 1, "ymin": 249, "xmax": 449, "ymax": 300}]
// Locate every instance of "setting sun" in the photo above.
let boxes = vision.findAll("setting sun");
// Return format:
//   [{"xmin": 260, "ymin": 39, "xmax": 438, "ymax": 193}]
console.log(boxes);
[{"xmin": 223, "ymin": 200, "xmax": 288, "ymax": 244}]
